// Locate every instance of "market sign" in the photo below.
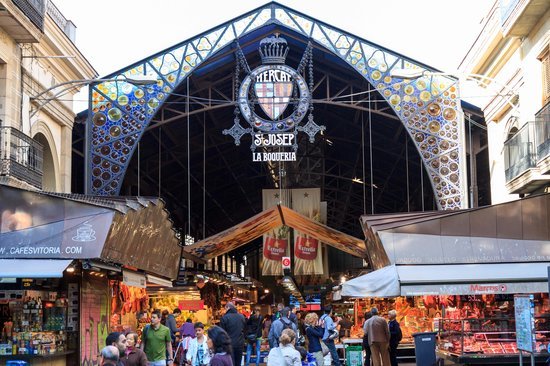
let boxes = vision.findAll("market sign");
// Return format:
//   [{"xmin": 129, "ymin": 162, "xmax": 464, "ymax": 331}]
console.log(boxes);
[
  {"xmin": 178, "ymin": 300, "xmax": 204, "ymax": 311},
  {"xmin": 223, "ymin": 34, "xmax": 325, "ymax": 162}
]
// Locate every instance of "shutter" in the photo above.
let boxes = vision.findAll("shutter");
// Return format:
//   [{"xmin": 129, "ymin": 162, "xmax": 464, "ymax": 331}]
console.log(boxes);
[{"xmin": 541, "ymin": 46, "xmax": 550, "ymax": 106}]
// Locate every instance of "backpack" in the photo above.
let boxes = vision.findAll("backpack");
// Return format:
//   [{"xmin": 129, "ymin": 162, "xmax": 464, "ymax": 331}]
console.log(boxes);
[{"xmin": 281, "ymin": 318, "xmax": 293, "ymax": 331}]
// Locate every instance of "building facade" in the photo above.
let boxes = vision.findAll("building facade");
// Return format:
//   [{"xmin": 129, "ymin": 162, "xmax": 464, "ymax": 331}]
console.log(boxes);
[
  {"xmin": 460, "ymin": 0, "xmax": 550, "ymax": 203},
  {"xmin": 0, "ymin": 0, "xmax": 95, "ymax": 193}
]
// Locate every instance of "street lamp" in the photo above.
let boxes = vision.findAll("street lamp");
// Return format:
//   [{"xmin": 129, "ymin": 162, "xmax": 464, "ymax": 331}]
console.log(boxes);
[{"xmin": 29, "ymin": 75, "xmax": 159, "ymax": 118}]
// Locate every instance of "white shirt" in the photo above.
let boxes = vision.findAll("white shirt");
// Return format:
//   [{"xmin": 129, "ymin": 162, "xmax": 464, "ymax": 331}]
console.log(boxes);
[{"xmin": 186, "ymin": 335, "xmax": 211, "ymax": 366}]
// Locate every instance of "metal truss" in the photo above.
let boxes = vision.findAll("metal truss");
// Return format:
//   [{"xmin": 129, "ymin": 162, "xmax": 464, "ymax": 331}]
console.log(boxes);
[{"xmin": 87, "ymin": 2, "xmax": 466, "ymax": 210}]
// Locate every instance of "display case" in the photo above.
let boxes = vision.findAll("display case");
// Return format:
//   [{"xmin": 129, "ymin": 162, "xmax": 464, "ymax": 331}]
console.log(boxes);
[{"xmin": 437, "ymin": 317, "xmax": 550, "ymax": 363}]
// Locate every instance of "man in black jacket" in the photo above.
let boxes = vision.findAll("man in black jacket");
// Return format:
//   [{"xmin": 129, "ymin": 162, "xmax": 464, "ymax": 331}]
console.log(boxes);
[{"xmin": 220, "ymin": 302, "xmax": 247, "ymax": 366}]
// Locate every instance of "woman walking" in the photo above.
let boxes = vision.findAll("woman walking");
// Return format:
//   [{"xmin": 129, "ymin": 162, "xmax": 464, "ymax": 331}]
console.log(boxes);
[
  {"xmin": 207, "ymin": 325, "xmax": 233, "ymax": 366},
  {"xmin": 266, "ymin": 328, "xmax": 301, "ymax": 366},
  {"xmin": 121, "ymin": 332, "xmax": 147, "ymax": 366},
  {"xmin": 304, "ymin": 313, "xmax": 325, "ymax": 366}
]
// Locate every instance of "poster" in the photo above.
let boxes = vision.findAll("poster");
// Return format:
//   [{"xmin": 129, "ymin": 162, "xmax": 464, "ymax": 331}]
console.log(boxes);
[
  {"xmin": 292, "ymin": 188, "xmax": 324, "ymax": 275},
  {"xmin": 261, "ymin": 189, "xmax": 290, "ymax": 276},
  {"xmin": 514, "ymin": 294, "xmax": 535, "ymax": 353}
]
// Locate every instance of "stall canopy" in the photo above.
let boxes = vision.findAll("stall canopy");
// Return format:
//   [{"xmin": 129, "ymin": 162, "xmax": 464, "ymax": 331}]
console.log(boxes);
[
  {"xmin": 0, "ymin": 184, "xmax": 186, "ymax": 279},
  {"xmin": 341, "ymin": 262, "xmax": 550, "ymax": 297},
  {"xmin": 184, "ymin": 204, "xmax": 367, "ymax": 260},
  {"xmin": 0, "ymin": 259, "xmax": 73, "ymax": 278},
  {"xmin": 342, "ymin": 193, "xmax": 550, "ymax": 297}
]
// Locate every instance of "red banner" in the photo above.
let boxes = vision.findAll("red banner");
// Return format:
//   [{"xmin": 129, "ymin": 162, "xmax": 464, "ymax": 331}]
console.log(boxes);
[{"xmin": 178, "ymin": 300, "xmax": 204, "ymax": 311}]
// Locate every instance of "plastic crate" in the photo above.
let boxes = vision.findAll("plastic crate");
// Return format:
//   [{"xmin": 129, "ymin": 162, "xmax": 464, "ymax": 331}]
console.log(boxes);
[
  {"xmin": 6, "ymin": 361, "xmax": 29, "ymax": 366},
  {"xmin": 345, "ymin": 346, "xmax": 362, "ymax": 366}
]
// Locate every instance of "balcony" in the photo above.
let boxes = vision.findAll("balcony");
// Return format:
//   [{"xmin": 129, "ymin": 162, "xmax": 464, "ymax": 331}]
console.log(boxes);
[
  {"xmin": 504, "ymin": 121, "xmax": 550, "ymax": 194},
  {"xmin": 12, "ymin": 0, "xmax": 45, "ymax": 30},
  {"xmin": 534, "ymin": 102, "xmax": 550, "ymax": 174},
  {"xmin": 499, "ymin": 0, "xmax": 550, "ymax": 37},
  {"xmin": 0, "ymin": 126, "xmax": 43, "ymax": 189}
]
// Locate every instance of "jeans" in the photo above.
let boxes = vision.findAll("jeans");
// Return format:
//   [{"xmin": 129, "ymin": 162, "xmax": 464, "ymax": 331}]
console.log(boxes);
[
  {"xmin": 323, "ymin": 339, "xmax": 340, "ymax": 366},
  {"xmin": 246, "ymin": 339, "xmax": 261, "ymax": 366},
  {"xmin": 148, "ymin": 361, "xmax": 168, "ymax": 366},
  {"xmin": 232, "ymin": 345, "xmax": 243, "ymax": 366}
]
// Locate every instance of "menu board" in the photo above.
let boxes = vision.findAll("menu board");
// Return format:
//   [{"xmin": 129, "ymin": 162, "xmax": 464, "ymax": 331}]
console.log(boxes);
[{"xmin": 514, "ymin": 294, "xmax": 535, "ymax": 353}]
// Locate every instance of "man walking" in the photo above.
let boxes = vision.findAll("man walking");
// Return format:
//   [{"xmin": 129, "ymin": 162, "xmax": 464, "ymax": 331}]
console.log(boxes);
[
  {"xmin": 105, "ymin": 332, "xmax": 126, "ymax": 366},
  {"xmin": 268, "ymin": 306, "xmax": 297, "ymax": 348},
  {"xmin": 220, "ymin": 302, "xmax": 247, "ymax": 366},
  {"xmin": 166, "ymin": 308, "xmax": 182, "ymax": 342},
  {"xmin": 363, "ymin": 308, "xmax": 390, "ymax": 366},
  {"xmin": 388, "ymin": 310, "xmax": 402, "ymax": 366},
  {"xmin": 320, "ymin": 305, "xmax": 340, "ymax": 366},
  {"xmin": 142, "ymin": 310, "xmax": 174, "ymax": 365}
]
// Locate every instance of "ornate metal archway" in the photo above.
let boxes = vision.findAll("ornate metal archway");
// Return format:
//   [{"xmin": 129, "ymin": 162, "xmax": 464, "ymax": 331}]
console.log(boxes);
[{"xmin": 86, "ymin": 2, "xmax": 467, "ymax": 210}]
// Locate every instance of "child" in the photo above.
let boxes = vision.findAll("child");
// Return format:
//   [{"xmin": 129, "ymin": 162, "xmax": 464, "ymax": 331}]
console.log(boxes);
[{"xmin": 296, "ymin": 346, "xmax": 316, "ymax": 366}]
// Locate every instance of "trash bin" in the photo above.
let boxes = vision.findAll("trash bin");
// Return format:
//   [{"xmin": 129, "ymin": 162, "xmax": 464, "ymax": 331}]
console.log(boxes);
[
  {"xmin": 345, "ymin": 346, "xmax": 363, "ymax": 366},
  {"xmin": 6, "ymin": 361, "xmax": 28, "ymax": 366},
  {"xmin": 412, "ymin": 331, "xmax": 437, "ymax": 366}
]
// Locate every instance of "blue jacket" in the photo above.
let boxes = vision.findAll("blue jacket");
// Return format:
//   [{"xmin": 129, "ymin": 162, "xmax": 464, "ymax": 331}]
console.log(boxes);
[
  {"xmin": 305, "ymin": 325, "xmax": 324, "ymax": 353},
  {"xmin": 268, "ymin": 317, "xmax": 297, "ymax": 348}
]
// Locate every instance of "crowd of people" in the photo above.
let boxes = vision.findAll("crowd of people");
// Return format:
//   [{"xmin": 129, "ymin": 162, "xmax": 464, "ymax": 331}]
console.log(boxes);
[{"xmin": 98, "ymin": 303, "xmax": 402, "ymax": 366}]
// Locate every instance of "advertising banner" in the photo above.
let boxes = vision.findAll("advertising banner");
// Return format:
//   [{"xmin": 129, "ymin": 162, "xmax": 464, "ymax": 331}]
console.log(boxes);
[
  {"xmin": 262, "ymin": 189, "xmax": 290, "ymax": 276},
  {"xmin": 292, "ymin": 188, "xmax": 323, "ymax": 275},
  {"xmin": 0, "ymin": 186, "xmax": 114, "ymax": 259}
]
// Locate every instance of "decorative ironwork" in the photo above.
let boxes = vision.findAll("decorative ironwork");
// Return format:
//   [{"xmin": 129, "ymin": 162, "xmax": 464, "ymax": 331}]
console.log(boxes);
[
  {"xmin": 0, "ymin": 127, "xmax": 43, "ymax": 189},
  {"xmin": 87, "ymin": 2, "xmax": 466, "ymax": 210}
]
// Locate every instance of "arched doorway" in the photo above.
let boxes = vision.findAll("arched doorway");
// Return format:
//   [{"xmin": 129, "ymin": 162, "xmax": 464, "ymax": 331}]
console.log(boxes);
[{"xmin": 33, "ymin": 132, "xmax": 56, "ymax": 191}]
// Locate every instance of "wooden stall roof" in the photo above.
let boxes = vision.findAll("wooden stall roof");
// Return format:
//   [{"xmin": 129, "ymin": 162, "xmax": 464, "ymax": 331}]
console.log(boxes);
[{"xmin": 184, "ymin": 205, "xmax": 367, "ymax": 260}]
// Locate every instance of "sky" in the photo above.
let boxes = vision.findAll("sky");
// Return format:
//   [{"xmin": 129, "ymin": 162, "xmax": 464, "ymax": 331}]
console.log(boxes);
[{"xmin": 53, "ymin": 0, "xmax": 494, "ymax": 109}]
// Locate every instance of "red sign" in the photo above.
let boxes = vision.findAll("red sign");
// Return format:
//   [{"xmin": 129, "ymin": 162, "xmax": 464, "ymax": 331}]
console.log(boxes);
[
  {"xmin": 264, "ymin": 237, "xmax": 287, "ymax": 260},
  {"xmin": 282, "ymin": 257, "xmax": 291, "ymax": 269},
  {"xmin": 294, "ymin": 236, "xmax": 318, "ymax": 260},
  {"xmin": 178, "ymin": 300, "xmax": 204, "ymax": 311}
]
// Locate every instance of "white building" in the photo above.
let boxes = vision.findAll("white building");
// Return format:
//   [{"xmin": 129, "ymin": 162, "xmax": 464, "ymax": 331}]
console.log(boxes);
[
  {"xmin": 0, "ymin": 0, "xmax": 95, "ymax": 192},
  {"xmin": 459, "ymin": 0, "xmax": 550, "ymax": 203}
]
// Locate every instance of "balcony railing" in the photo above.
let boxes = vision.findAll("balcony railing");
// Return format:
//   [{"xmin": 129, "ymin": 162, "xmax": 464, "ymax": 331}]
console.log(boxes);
[
  {"xmin": 503, "ymin": 122, "xmax": 536, "ymax": 182},
  {"xmin": 534, "ymin": 102, "xmax": 550, "ymax": 160},
  {"xmin": 12, "ymin": 0, "xmax": 46, "ymax": 31},
  {"xmin": 0, "ymin": 126, "xmax": 43, "ymax": 189}
]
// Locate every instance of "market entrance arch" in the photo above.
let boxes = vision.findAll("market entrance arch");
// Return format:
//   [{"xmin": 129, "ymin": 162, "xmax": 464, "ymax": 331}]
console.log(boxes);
[{"xmin": 85, "ymin": 2, "xmax": 467, "ymax": 215}]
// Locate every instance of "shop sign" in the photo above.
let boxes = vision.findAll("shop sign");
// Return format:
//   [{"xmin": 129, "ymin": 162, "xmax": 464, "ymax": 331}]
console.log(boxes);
[
  {"xmin": 0, "ymin": 185, "xmax": 114, "ymax": 259},
  {"xmin": 122, "ymin": 270, "xmax": 146, "ymax": 288},
  {"xmin": 401, "ymin": 282, "xmax": 547, "ymax": 296},
  {"xmin": 178, "ymin": 300, "xmax": 204, "ymax": 311}
]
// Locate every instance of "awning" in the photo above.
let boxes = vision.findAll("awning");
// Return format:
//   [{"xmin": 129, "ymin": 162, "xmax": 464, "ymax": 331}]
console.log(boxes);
[
  {"xmin": 341, "ymin": 265, "xmax": 400, "ymax": 297},
  {"xmin": 185, "ymin": 204, "xmax": 367, "ymax": 260},
  {"xmin": 0, "ymin": 259, "xmax": 72, "ymax": 278},
  {"xmin": 0, "ymin": 184, "xmax": 185, "ymax": 279},
  {"xmin": 341, "ymin": 262, "xmax": 550, "ymax": 297}
]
